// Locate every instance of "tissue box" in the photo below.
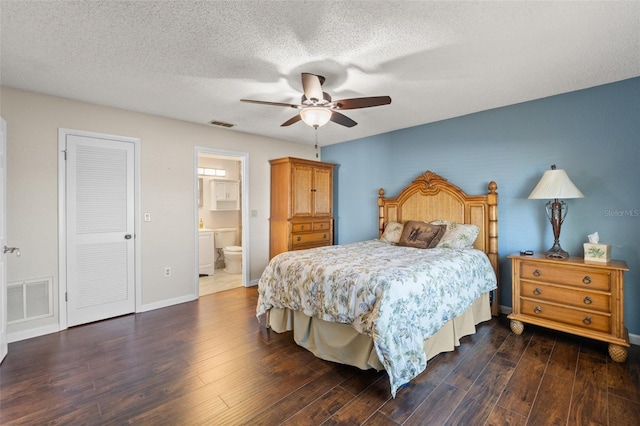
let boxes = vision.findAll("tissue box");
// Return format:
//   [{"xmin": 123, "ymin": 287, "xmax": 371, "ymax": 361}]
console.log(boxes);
[{"xmin": 583, "ymin": 243, "xmax": 611, "ymax": 262}]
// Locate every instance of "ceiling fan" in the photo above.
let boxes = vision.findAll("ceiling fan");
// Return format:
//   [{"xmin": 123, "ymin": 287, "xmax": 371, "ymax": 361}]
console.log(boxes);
[{"xmin": 240, "ymin": 73, "xmax": 391, "ymax": 128}]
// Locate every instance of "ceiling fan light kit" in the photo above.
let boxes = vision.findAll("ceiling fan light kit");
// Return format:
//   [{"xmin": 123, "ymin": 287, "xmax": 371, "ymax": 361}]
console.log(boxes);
[
  {"xmin": 300, "ymin": 107, "xmax": 332, "ymax": 128},
  {"xmin": 241, "ymin": 73, "xmax": 391, "ymax": 129}
]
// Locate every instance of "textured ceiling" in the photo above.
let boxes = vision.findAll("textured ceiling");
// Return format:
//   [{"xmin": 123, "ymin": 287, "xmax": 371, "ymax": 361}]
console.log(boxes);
[{"xmin": 1, "ymin": 1, "xmax": 639, "ymax": 146}]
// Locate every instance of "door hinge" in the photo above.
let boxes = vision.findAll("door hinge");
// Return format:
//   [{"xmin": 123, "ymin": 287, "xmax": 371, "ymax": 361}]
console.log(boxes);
[
  {"xmin": 65, "ymin": 292, "xmax": 68, "ymax": 302},
  {"xmin": 62, "ymin": 150, "xmax": 67, "ymax": 160}
]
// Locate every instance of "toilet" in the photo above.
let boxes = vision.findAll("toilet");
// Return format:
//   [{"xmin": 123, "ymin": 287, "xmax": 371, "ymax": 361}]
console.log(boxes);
[
  {"xmin": 213, "ymin": 228, "xmax": 242, "ymax": 274},
  {"xmin": 223, "ymin": 246, "xmax": 243, "ymax": 274}
]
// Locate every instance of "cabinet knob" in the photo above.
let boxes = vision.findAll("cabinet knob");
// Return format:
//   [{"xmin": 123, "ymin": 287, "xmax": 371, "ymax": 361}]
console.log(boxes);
[
  {"xmin": 582, "ymin": 276, "xmax": 592, "ymax": 284},
  {"xmin": 534, "ymin": 306, "xmax": 542, "ymax": 314},
  {"xmin": 300, "ymin": 225, "xmax": 305, "ymax": 230},
  {"xmin": 323, "ymin": 234, "xmax": 327, "ymax": 239},
  {"xmin": 533, "ymin": 287, "xmax": 542, "ymax": 295},
  {"xmin": 533, "ymin": 269, "xmax": 541, "ymax": 277},
  {"xmin": 583, "ymin": 316, "xmax": 592, "ymax": 325},
  {"xmin": 296, "ymin": 236, "xmax": 301, "ymax": 242},
  {"xmin": 583, "ymin": 296, "xmax": 592, "ymax": 305}
]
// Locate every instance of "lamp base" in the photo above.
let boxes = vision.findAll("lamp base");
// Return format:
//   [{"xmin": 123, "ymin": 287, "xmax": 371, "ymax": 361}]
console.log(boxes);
[{"xmin": 545, "ymin": 243, "xmax": 569, "ymax": 259}]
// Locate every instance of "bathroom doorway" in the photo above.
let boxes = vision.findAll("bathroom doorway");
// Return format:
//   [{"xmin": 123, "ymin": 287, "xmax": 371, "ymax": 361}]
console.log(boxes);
[{"xmin": 194, "ymin": 148, "xmax": 249, "ymax": 296}]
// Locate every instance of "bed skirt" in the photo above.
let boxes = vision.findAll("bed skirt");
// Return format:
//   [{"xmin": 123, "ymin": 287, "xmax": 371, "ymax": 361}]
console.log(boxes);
[{"xmin": 266, "ymin": 292, "xmax": 491, "ymax": 371}]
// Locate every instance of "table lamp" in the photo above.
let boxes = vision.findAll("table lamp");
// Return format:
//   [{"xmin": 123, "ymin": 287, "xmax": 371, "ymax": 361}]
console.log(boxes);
[{"xmin": 528, "ymin": 165, "xmax": 584, "ymax": 259}]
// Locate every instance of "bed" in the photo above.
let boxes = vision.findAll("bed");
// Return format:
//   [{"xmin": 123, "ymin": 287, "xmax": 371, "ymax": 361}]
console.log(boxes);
[{"xmin": 257, "ymin": 171, "xmax": 499, "ymax": 396}]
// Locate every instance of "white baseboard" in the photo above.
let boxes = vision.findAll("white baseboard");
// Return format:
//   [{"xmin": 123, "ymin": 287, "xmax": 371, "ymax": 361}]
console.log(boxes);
[
  {"xmin": 138, "ymin": 294, "xmax": 197, "ymax": 313},
  {"xmin": 8, "ymin": 324, "xmax": 60, "ymax": 343},
  {"xmin": 499, "ymin": 305, "xmax": 639, "ymax": 346}
]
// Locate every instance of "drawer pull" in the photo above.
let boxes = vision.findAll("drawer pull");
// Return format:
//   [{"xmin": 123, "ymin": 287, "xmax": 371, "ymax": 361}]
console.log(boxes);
[
  {"xmin": 533, "ymin": 287, "xmax": 542, "ymax": 295},
  {"xmin": 296, "ymin": 236, "xmax": 301, "ymax": 242},
  {"xmin": 583, "ymin": 316, "xmax": 592, "ymax": 325},
  {"xmin": 323, "ymin": 234, "xmax": 327, "ymax": 239},
  {"xmin": 533, "ymin": 269, "xmax": 541, "ymax": 277},
  {"xmin": 583, "ymin": 276, "xmax": 591, "ymax": 284},
  {"xmin": 534, "ymin": 306, "xmax": 542, "ymax": 314},
  {"xmin": 300, "ymin": 225, "xmax": 305, "ymax": 230},
  {"xmin": 583, "ymin": 296, "xmax": 592, "ymax": 305}
]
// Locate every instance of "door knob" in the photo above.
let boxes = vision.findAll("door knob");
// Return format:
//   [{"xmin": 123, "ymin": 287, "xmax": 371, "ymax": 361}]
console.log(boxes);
[
  {"xmin": 124, "ymin": 234, "xmax": 132, "ymax": 240},
  {"xmin": 3, "ymin": 246, "xmax": 21, "ymax": 256}
]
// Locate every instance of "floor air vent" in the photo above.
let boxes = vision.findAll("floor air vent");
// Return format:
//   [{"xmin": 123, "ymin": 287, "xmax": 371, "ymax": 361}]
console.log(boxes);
[{"xmin": 7, "ymin": 277, "xmax": 53, "ymax": 323}]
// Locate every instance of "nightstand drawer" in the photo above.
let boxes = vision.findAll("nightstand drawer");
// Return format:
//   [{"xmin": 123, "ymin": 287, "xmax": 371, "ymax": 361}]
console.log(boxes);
[
  {"xmin": 520, "ymin": 299, "xmax": 610, "ymax": 333},
  {"xmin": 520, "ymin": 281, "xmax": 610, "ymax": 312},
  {"xmin": 292, "ymin": 231, "xmax": 331, "ymax": 247},
  {"xmin": 521, "ymin": 262, "xmax": 610, "ymax": 291}
]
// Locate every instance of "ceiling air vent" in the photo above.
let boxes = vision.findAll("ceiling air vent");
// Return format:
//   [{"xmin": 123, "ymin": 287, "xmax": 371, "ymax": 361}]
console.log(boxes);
[{"xmin": 209, "ymin": 120, "xmax": 235, "ymax": 128}]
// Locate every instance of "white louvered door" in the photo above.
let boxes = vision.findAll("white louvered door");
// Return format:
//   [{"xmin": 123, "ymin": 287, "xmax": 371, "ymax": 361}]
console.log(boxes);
[{"xmin": 66, "ymin": 134, "xmax": 135, "ymax": 327}]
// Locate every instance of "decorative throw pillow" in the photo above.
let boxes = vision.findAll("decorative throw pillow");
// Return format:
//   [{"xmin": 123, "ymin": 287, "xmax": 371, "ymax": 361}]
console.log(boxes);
[
  {"xmin": 398, "ymin": 221, "xmax": 446, "ymax": 249},
  {"xmin": 380, "ymin": 221, "xmax": 404, "ymax": 244},
  {"xmin": 431, "ymin": 220, "xmax": 480, "ymax": 249}
]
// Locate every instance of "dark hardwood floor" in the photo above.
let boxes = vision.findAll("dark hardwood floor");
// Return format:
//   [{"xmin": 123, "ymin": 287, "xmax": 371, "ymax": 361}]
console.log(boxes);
[{"xmin": 1, "ymin": 286, "xmax": 639, "ymax": 425}]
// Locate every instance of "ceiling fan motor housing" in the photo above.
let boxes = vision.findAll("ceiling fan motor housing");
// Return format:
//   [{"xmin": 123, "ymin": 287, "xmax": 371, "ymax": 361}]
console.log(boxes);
[{"xmin": 301, "ymin": 92, "xmax": 332, "ymax": 106}]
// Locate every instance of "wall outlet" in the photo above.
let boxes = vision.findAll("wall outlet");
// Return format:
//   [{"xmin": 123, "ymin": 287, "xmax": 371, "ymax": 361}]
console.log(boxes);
[{"xmin": 164, "ymin": 267, "xmax": 171, "ymax": 277}]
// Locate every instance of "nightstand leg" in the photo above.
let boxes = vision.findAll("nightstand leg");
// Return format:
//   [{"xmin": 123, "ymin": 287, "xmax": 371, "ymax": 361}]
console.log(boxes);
[
  {"xmin": 608, "ymin": 344, "xmax": 628, "ymax": 363},
  {"xmin": 510, "ymin": 319, "xmax": 524, "ymax": 335}
]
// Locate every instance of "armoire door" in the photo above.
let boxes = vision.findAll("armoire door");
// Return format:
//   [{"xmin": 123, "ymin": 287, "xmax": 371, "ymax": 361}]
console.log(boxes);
[{"xmin": 312, "ymin": 167, "xmax": 332, "ymax": 217}]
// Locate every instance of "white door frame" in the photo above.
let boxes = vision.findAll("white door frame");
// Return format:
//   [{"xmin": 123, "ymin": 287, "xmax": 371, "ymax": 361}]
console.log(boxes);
[
  {"xmin": 1, "ymin": 117, "xmax": 7, "ymax": 362},
  {"xmin": 58, "ymin": 128, "xmax": 141, "ymax": 330},
  {"xmin": 194, "ymin": 147, "xmax": 249, "ymax": 296}
]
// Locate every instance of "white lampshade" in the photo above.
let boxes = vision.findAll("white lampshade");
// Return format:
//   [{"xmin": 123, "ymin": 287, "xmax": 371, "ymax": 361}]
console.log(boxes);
[
  {"xmin": 300, "ymin": 107, "xmax": 332, "ymax": 128},
  {"xmin": 528, "ymin": 167, "xmax": 584, "ymax": 199}
]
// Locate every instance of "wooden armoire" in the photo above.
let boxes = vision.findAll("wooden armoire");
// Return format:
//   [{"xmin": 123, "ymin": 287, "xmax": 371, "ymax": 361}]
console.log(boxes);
[{"xmin": 269, "ymin": 157, "xmax": 336, "ymax": 259}]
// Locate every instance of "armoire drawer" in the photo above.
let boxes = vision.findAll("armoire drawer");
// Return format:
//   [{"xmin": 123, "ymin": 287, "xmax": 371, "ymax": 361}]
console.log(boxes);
[
  {"xmin": 313, "ymin": 221, "xmax": 331, "ymax": 231},
  {"xmin": 292, "ymin": 222, "xmax": 312, "ymax": 232},
  {"xmin": 291, "ymin": 231, "xmax": 331, "ymax": 247}
]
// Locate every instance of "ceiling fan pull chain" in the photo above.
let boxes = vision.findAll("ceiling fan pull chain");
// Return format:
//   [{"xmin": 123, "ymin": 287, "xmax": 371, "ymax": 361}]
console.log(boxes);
[{"xmin": 315, "ymin": 127, "xmax": 319, "ymax": 158}]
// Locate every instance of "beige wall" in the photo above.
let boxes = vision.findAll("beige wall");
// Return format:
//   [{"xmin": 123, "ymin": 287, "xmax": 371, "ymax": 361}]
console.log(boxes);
[{"xmin": 1, "ymin": 87, "xmax": 315, "ymax": 338}]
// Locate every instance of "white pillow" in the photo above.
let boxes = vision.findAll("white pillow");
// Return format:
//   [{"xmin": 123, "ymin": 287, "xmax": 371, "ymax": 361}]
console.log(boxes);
[
  {"xmin": 380, "ymin": 221, "xmax": 404, "ymax": 244},
  {"xmin": 430, "ymin": 220, "xmax": 480, "ymax": 249}
]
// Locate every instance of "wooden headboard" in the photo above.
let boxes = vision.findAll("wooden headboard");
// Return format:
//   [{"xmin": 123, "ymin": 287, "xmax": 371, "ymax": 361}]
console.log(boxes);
[{"xmin": 378, "ymin": 171, "xmax": 500, "ymax": 315}]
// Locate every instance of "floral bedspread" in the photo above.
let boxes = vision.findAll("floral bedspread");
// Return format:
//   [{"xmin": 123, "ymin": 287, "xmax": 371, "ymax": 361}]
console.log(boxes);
[{"xmin": 256, "ymin": 239, "xmax": 497, "ymax": 397}]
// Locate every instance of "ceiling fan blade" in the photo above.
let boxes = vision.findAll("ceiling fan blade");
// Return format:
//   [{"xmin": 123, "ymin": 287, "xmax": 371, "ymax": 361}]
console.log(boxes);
[
  {"xmin": 330, "ymin": 111, "xmax": 357, "ymax": 128},
  {"xmin": 301, "ymin": 73, "xmax": 324, "ymax": 103},
  {"xmin": 334, "ymin": 96, "xmax": 392, "ymax": 110},
  {"xmin": 240, "ymin": 99, "xmax": 299, "ymax": 108},
  {"xmin": 281, "ymin": 114, "xmax": 302, "ymax": 127}
]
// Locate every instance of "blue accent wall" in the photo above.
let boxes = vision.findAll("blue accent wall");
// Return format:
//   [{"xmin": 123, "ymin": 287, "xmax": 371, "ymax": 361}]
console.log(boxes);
[{"xmin": 322, "ymin": 77, "xmax": 640, "ymax": 336}]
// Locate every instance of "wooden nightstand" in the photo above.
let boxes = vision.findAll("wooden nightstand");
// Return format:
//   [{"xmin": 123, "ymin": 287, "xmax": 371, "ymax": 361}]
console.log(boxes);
[{"xmin": 508, "ymin": 253, "xmax": 630, "ymax": 362}]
